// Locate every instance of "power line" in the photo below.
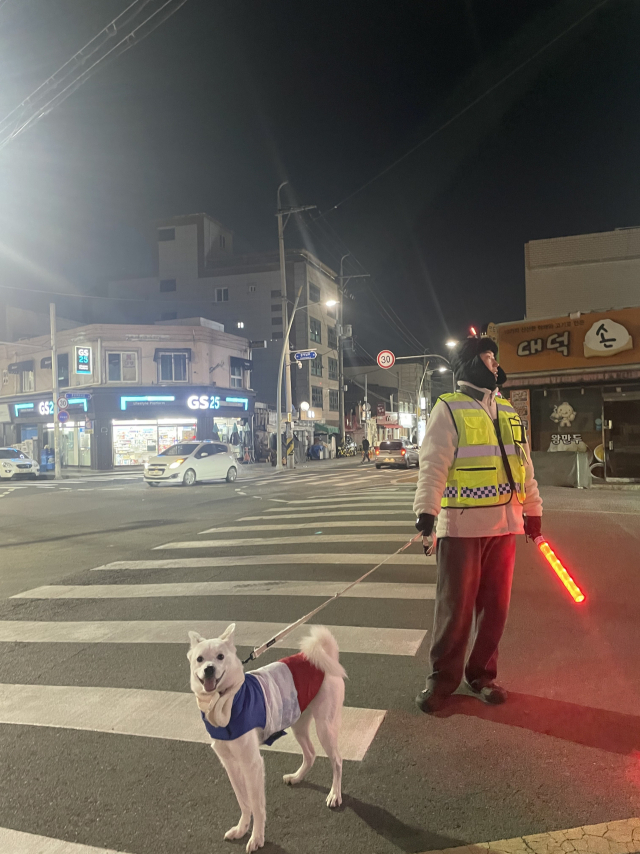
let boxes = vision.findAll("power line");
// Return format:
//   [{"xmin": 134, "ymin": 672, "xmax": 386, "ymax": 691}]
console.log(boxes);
[
  {"xmin": 0, "ymin": 0, "xmax": 191, "ymax": 151},
  {"xmin": 317, "ymin": 0, "xmax": 610, "ymax": 218}
]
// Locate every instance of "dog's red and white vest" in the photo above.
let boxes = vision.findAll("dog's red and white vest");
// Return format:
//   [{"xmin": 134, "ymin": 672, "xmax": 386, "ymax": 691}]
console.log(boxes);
[{"xmin": 201, "ymin": 653, "xmax": 324, "ymax": 746}]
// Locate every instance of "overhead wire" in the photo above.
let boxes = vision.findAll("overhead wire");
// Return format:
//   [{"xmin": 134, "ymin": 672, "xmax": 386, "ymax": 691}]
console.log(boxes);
[
  {"xmin": 0, "ymin": 0, "xmax": 191, "ymax": 150},
  {"xmin": 316, "ymin": 0, "xmax": 610, "ymax": 218}
]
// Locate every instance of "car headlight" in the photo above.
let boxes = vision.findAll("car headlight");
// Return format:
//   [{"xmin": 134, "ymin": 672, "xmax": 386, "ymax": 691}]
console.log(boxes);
[
  {"xmin": 2, "ymin": 463, "xmax": 12, "ymax": 470},
  {"xmin": 169, "ymin": 458, "xmax": 185, "ymax": 469}
]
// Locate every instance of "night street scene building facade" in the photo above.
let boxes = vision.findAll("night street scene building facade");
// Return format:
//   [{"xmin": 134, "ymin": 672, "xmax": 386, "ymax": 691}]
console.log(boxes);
[{"xmin": 0, "ymin": 319, "xmax": 255, "ymax": 472}]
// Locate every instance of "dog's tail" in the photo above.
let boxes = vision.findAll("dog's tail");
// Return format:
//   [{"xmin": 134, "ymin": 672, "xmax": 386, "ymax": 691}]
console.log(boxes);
[{"xmin": 300, "ymin": 626, "xmax": 347, "ymax": 680}]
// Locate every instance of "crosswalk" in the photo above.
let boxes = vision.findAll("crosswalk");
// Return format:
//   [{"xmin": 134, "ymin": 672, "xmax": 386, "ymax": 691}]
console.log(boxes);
[{"xmin": 0, "ymin": 479, "xmax": 435, "ymax": 852}]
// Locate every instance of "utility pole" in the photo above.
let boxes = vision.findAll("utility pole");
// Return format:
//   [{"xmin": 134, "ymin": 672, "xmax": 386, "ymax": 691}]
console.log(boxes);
[
  {"xmin": 338, "ymin": 255, "xmax": 369, "ymax": 446},
  {"xmin": 49, "ymin": 303, "xmax": 61, "ymax": 480},
  {"xmin": 276, "ymin": 182, "xmax": 315, "ymax": 469}
]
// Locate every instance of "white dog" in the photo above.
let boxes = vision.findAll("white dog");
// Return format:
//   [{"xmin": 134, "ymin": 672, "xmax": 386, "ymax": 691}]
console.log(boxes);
[{"xmin": 188, "ymin": 624, "xmax": 346, "ymax": 853}]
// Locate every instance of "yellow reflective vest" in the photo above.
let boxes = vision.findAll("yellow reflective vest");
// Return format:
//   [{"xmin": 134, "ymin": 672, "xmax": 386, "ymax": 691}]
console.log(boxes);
[{"xmin": 438, "ymin": 392, "xmax": 527, "ymax": 509}]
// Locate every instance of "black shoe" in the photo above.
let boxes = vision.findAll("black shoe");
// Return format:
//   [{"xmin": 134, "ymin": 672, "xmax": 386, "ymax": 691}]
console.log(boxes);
[
  {"xmin": 459, "ymin": 681, "xmax": 507, "ymax": 705},
  {"xmin": 415, "ymin": 686, "xmax": 448, "ymax": 714}
]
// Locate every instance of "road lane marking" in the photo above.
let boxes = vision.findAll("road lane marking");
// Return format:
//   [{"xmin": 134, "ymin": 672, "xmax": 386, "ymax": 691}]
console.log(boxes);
[
  {"xmin": 0, "ymin": 683, "xmax": 384, "ymax": 761},
  {"xmin": 155, "ymin": 533, "xmax": 412, "ymax": 549},
  {"xmin": 92, "ymin": 553, "xmax": 433, "ymax": 569},
  {"xmin": 198, "ymin": 521, "xmax": 416, "ymax": 533},
  {"xmin": 0, "ymin": 620, "xmax": 427, "ymax": 655},
  {"xmin": 0, "ymin": 827, "xmax": 126, "ymax": 854},
  {"xmin": 239, "ymin": 510, "xmax": 413, "ymax": 519},
  {"xmin": 12, "ymin": 580, "xmax": 436, "ymax": 600},
  {"xmin": 421, "ymin": 817, "xmax": 640, "ymax": 854}
]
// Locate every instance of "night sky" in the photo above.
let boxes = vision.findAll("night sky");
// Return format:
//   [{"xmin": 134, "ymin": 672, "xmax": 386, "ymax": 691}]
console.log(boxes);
[{"xmin": 0, "ymin": 0, "xmax": 638, "ymax": 360}]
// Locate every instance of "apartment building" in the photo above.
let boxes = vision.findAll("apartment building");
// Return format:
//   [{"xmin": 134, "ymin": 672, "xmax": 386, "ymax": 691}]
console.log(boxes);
[{"xmin": 106, "ymin": 213, "xmax": 342, "ymax": 427}]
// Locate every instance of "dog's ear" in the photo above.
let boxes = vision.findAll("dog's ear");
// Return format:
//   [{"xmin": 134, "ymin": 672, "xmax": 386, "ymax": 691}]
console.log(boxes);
[
  {"xmin": 188, "ymin": 631, "xmax": 206, "ymax": 649},
  {"xmin": 220, "ymin": 623, "xmax": 236, "ymax": 643}
]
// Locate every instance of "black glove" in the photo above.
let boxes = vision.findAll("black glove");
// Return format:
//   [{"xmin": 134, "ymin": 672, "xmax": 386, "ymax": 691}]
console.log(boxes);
[
  {"xmin": 415, "ymin": 513, "xmax": 435, "ymax": 537},
  {"xmin": 524, "ymin": 515, "xmax": 542, "ymax": 540}
]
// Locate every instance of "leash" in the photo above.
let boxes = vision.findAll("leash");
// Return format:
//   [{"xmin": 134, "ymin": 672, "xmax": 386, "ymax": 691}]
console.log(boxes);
[{"xmin": 242, "ymin": 531, "xmax": 423, "ymax": 664}]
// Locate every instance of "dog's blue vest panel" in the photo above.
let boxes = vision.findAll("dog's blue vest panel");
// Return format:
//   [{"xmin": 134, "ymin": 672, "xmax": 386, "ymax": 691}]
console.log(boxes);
[{"xmin": 201, "ymin": 673, "xmax": 285, "ymax": 746}]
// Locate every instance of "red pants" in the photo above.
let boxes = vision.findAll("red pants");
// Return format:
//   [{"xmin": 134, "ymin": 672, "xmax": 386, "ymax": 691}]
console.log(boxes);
[{"xmin": 427, "ymin": 534, "xmax": 516, "ymax": 695}]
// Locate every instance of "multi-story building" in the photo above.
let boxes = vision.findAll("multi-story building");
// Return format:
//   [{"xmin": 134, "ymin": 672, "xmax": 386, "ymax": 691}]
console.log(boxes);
[
  {"xmin": 106, "ymin": 213, "xmax": 342, "ymax": 430},
  {"xmin": 525, "ymin": 226, "xmax": 640, "ymax": 319},
  {"xmin": 0, "ymin": 318, "xmax": 254, "ymax": 471}
]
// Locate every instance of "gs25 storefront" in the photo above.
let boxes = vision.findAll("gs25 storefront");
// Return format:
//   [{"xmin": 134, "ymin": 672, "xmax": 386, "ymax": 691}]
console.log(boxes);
[{"xmin": 3, "ymin": 386, "xmax": 255, "ymax": 471}]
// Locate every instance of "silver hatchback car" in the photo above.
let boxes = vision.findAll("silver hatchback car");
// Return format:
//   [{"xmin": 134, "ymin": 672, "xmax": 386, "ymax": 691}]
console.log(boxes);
[{"xmin": 375, "ymin": 439, "xmax": 419, "ymax": 469}]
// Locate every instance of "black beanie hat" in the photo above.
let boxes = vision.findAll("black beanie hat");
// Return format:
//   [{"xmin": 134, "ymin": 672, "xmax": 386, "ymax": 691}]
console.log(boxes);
[{"xmin": 450, "ymin": 336, "xmax": 506, "ymax": 391}]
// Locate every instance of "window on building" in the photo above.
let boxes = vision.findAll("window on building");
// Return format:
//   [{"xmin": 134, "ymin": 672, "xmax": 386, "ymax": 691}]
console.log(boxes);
[
  {"xmin": 272, "ymin": 316, "xmax": 282, "ymax": 325},
  {"xmin": 310, "ymin": 356, "xmax": 323, "ymax": 377},
  {"xmin": 159, "ymin": 352, "xmax": 187, "ymax": 382},
  {"xmin": 327, "ymin": 326, "xmax": 337, "ymax": 349},
  {"xmin": 329, "ymin": 389, "xmax": 339, "ymax": 411},
  {"xmin": 248, "ymin": 284, "xmax": 256, "ymax": 293},
  {"xmin": 216, "ymin": 288, "xmax": 229, "ymax": 302},
  {"xmin": 160, "ymin": 279, "xmax": 176, "ymax": 292},
  {"xmin": 230, "ymin": 364, "xmax": 243, "ymax": 388},
  {"xmin": 108, "ymin": 352, "xmax": 139, "ymax": 383},
  {"xmin": 271, "ymin": 304, "xmax": 282, "ymax": 312},
  {"xmin": 21, "ymin": 364, "xmax": 35, "ymax": 393},
  {"xmin": 309, "ymin": 283, "xmax": 320, "ymax": 303},
  {"xmin": 158, "ymin": 228, "xmax": 175, "ymax": 241},
  {"xmin": 161, "ymin": 312, "xmax": 177, "ymax": 321},
  {"xmin": 310, "ymin": 318, "xmax": 322, "ymax": 343},
  {"xmin": 57, "ymin": 353, "xmax": 69, "ymax": 388},
  {"xmin": 220, "ymin": 234, "xmax": 226, "ymax": 249},
  {"xmin": 271, "ymin": 289, "xmax": 281, "ymax": 298},
  {"xmin": 272, "ymin": 331, "xmax": 283, "ymax": 340},
  {"xmin": 311, "ymin": 386, "xmax": 323, "ymax": 408},
  {"xmin": 328, "ymin": 357, "xmax": 338, "ymax": 381}
]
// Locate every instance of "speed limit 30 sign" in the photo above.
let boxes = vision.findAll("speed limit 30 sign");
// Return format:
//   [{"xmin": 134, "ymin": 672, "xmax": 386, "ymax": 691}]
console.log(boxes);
[{"xmin": 377, "ymin": 349, "xmax": 395, "ymax": 369}]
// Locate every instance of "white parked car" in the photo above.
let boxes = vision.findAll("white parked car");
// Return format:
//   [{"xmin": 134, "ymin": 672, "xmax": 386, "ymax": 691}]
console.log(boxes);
[
  {"xmin": 0, "ymin": 447, "xmax": 40, "ymax": 480},
  {"xmin": 375, "ymin": 439, "xmax": 420, "ymax": 469},
  {"xmin": 144, "ymin": 441, "xmax": 238, "ymax": 486}
]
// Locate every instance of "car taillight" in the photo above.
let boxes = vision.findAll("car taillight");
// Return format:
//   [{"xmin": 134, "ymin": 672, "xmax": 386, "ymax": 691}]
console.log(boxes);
[
  {"xmin": 401, "ymin": 449, "xmax": 406, "ymax": 456},
  {"xmin": 375, "ymin": 448, "xmax": 379, "ymax": 455}
]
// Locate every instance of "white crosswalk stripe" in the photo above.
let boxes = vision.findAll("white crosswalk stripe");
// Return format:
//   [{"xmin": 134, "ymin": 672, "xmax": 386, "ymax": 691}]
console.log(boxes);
[
  {"xmin": 238, "ymin": 510, "xmax": 412, "ymax": 519},
  {"xmin": 92, "ymin": 553, "xmax": 433, "ymax": 569},
  {"xmin": 198, "ymin": 520, "xmax": 416, "ymax": 533},
  {"xmin": 0, "ymin": 620, "xmax": 426, "ymax": 655},
  {"xmin": 13, "ymin": 580, "xmax": 435, "ymax": 600},
  {"xmin": 154, "ymin": 533, "xmax": 413, "ymax": 549},
  {"xmin": 0, "ymin": 827, "xmax": 127, "ymax": 854},
  {"xmin": 0, "ymin": 683, "xmax": 384, "ymax": 762}
]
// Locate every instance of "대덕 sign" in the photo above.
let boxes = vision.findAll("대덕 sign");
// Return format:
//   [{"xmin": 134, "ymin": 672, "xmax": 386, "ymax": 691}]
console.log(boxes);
[{"xmin": 75, "ymin": 346, "xmax": 92, "ymax": 375}]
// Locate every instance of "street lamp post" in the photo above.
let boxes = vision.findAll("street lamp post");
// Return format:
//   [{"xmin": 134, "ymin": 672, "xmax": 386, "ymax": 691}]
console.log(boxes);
[
  {"xmin": 276, "ymin": 182, "xmax": 316, "ymax": 469},
  {"xmin": 276, "ymin": 285, "xmax": 304, "ymax": 472}
]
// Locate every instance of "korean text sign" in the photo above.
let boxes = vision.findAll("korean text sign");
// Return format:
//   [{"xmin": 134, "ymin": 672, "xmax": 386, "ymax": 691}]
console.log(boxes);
[{"xmin": 497, "ymin": 307, "xmax": 640, "ymax": 374}]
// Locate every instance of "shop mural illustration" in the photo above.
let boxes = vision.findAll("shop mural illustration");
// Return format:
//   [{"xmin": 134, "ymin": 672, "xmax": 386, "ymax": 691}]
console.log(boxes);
[
  {"xmin": 583, "ymin": 319, "xmax": 633, "ymax": 358},
  {"xmin": 550, "ymin": 401, "xmax": 576, "ymax": 428}
]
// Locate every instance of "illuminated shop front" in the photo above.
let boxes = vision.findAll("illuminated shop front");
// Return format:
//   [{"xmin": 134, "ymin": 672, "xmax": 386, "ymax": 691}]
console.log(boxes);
[{"xmin": 3, "ymin": 386, "xmax": 255, "ymax": 472}]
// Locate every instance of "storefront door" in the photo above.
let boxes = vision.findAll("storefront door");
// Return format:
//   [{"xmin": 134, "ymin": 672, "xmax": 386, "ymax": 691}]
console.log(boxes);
[{"xmin": 603, "ymin": 395, "xmax": 640, "ymax": 480}]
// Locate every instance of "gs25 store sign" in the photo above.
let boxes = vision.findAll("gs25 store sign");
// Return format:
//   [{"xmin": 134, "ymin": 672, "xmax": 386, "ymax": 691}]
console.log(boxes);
[{"xmin": 187, "ymin": 394, "xmax": 222, "ymax": 410}]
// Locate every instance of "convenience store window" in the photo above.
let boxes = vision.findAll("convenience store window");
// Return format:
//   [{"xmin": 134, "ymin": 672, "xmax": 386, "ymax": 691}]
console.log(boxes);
[{"xmin": 112, "ymin": 420, "xmax": 197, "ymax": 466}]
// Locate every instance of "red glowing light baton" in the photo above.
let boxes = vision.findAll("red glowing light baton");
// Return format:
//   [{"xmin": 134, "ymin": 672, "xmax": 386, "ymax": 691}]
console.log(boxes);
[{"xmin": 534, "ymin": 536, "xmax": 585, "ymax": 603}]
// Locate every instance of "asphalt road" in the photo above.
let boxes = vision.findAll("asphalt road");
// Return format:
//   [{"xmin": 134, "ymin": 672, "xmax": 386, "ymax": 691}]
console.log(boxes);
[{"xmin": 0, "ymin": 461, "xmax": 639, "ymax": 854}]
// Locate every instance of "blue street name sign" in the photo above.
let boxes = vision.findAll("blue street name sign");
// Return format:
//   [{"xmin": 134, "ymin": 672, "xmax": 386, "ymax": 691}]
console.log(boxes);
[
  {"xmin": 66, "ymin": 392, "xmax": 92, "ymax": 400},
  {"xmin": 294, "ymin": 350, "xmax": 317, "ymax": 361}
]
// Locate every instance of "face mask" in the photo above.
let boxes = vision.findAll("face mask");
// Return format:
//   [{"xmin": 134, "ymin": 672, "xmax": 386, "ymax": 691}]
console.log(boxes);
[{"xmin": 455, "ymin": 357, "xmax": 506, "ymax": 391}]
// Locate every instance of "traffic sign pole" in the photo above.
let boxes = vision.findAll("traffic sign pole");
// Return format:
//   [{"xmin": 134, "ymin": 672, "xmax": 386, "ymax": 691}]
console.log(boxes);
[{"xmin": 49, "ymin": 303, "xmax": 61, "ymax": 480}]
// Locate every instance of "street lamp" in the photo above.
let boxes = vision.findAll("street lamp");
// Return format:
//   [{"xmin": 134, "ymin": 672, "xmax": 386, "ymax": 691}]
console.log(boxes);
[{"xmin": 445, "ymin": 339, "xmax": 457, "ymax": 349}]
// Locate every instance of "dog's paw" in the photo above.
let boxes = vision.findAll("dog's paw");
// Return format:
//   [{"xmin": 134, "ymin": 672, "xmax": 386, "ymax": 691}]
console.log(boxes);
[
  {"xmin": 246, "ymin": 833, "xmax": 264, "ymax": 852},
  {"xmin": 283, "ymin": 772, "xmax": 300, "ymax": 786},
  {"xmin": 224, "ymin": 824, "xmax": 249, "ymax": 841},
  {"xmin": 326, "ymin": 789, "xmax": 342, "ymax": 808}
]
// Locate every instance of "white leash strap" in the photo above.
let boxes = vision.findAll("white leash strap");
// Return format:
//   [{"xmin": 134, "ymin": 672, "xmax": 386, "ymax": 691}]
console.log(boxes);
[{"xmin": 242, "ymin": 532, "xmax": 423, "ymax": 664}]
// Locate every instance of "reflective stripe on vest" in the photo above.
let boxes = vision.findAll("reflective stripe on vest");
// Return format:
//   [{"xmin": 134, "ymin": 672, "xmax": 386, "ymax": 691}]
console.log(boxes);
[{"xmin": 438, "ymin": 392, "xmax": 527, "ymax": 509}]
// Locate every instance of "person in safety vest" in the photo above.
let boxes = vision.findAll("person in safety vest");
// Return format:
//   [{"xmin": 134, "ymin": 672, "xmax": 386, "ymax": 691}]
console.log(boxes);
[{"xmin": 413, "ymin": 336, "xmax": 542, "ymax": 714}]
